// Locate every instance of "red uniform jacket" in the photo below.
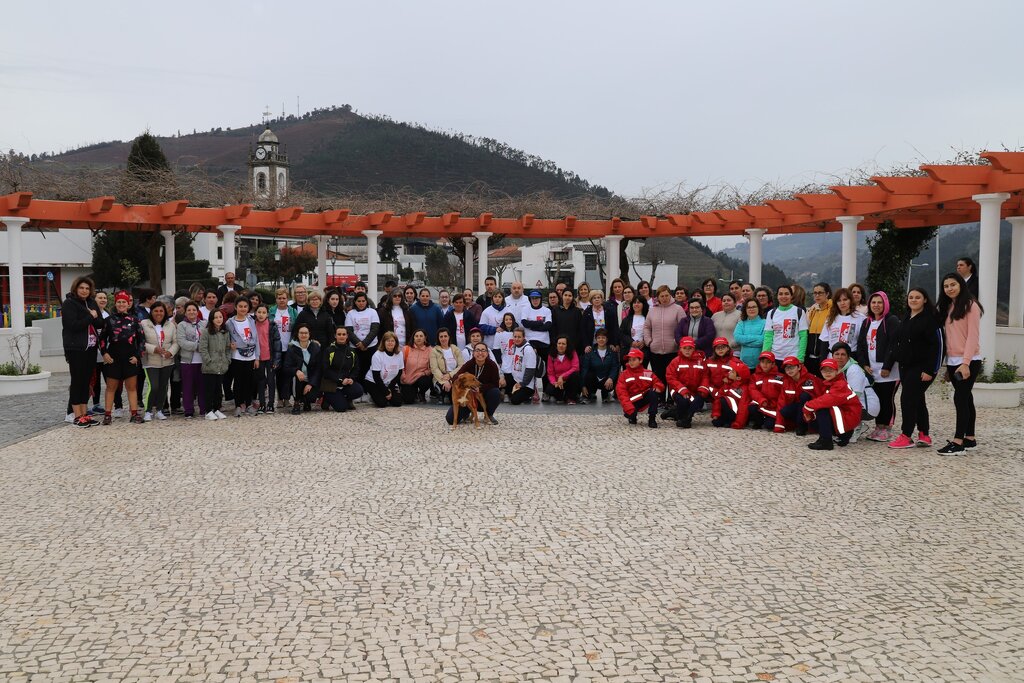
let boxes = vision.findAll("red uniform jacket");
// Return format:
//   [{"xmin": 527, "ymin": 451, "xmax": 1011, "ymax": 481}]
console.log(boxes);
[
  {"xmin": 804, "ymin": 374, "xmax": 863, "ymax": 434},
  {"xmin": 702, "ymin": 352, "xmax": 736, "ymax": 397},
  {"xmin": 716, "ymin": 359, "xmax": 751, "ymax": 428},
  {"xmin": 666, "ymin": 350, "xmax": 706, "ymax": 399},
  {"xmin": 749, "ymin": 366, "xmax": 785, "ymax": 419},
  {"xmin": 776, "ymin": 366, "xmax": 823, "ymax": 431},
  {"xmin": 616, "ymin": 365, "xmax": 665, "ymax": 414}
]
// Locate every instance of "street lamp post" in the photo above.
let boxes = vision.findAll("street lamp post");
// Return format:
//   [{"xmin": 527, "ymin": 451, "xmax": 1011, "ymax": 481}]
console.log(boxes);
[{"xmin": 907, "ymin": 261, "xmax": 929, "ymax": 293}]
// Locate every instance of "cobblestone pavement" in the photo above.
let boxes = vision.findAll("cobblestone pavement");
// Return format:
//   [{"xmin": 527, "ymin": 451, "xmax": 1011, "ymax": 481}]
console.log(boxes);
[
  {"xmin": 1, "ymin": 389, "xmax": 1022, "ymax": 682},
  {"xmin": 0, "ymin": 372, "xmax": 69, "ymax": 449}
]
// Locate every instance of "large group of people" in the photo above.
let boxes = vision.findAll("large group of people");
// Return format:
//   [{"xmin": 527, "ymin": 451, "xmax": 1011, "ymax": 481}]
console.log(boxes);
[{"xmin": 61, "ymin": 258, "xmax": 988, "ymax": 454}]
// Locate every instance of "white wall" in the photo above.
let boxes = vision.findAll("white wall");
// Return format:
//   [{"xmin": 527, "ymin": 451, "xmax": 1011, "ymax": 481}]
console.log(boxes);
[{"xmin": 0, "ymin": 228, "xmax": 91, "ymax": 267}]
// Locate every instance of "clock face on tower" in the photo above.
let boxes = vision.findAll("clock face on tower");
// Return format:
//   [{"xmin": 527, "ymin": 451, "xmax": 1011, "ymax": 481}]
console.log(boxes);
[{"xmin": 255, "ymin": 147, "xmax": 267, "ymax": 160}]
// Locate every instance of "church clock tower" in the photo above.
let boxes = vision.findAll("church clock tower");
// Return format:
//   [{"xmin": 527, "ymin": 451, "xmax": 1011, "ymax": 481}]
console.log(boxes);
[{"xmin": 249, "ymin": 125, "xmax": 289, "ymax": 200}]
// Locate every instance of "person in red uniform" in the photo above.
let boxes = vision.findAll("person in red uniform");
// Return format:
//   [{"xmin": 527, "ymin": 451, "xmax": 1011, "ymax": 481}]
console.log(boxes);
[
  {"xmin": 616, "ymin": 348, "xmax": 664, "ymax": 428},
  {"xmin": 664, "ymin": 336, "xmax": 706, "ymax": 428},
  {"xmin": 748, "ymin": 351, "xmax": 785, "ymax": 430},
  {"xmin": 776, "ymin": 356, "xmax": 823, "ymax": 435},
  {"xmin": 714, "ymin": 357, "xmax": 751, "ymax": 429},
  {"xmin": 702, "ymin": 337, "xmax": 735, "ymax": 425},
  {"xmin": 803, "ymin": 358, "xmax": 863, "ymax": 450}
]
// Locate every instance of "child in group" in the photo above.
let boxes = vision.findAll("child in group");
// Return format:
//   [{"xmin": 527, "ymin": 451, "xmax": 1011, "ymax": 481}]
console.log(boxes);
[
  {"xmin": 581, "ymin": 328, "xmax": 619, "ymax": 404},
  {"xmin": 252, "ymin": 304, "xmax": 282, "ymax": 413},
  {"xmin": 702, "ymin": 337, "xmax": 737, "ymax": 427},
  {"xmin": 748, "ymin": 351, "xmax": 785, "ymax": 430},
  {"xmin": 776, "ymin": 356, "xmax": 823, "ymax": 435},
  {"xmin": 831, "ymin": 342, "xmax": 878, "ymax": 443},
  {"xmin": 714, "ymin": 356, "xmax": 751, "ymax": 429},
  {"xmin": 505, "ymin": 328, "xmax": 539, "ymax": 405},
  {"xmin": 198, "ymin": 309, "xmax": 231, "ymax": 420},
  {"xmin": 664, "ymin": 336, "xmax": 706, "ymax": 429},
  {"xmin": 615, "ymin": 348, "xmax": 663, "ymax": 428},
  {"xmin": 462, "ymin": 328, "xmax": 485, "ymax": 363},
  {"xmin": 493, "ymin": 313, "xmax": 518, "ymax": 369},
  {"xmin": 226, "ymin": 298, "xmax": 260, "ymax": 417},
  {"xmin": 802, "ymin": 358, "xmax": 863, "ymax": 450}
]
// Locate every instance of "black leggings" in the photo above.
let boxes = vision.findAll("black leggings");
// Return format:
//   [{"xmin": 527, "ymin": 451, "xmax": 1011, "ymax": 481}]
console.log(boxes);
[
  {"xmin": 899, "ymin": 368, "xmax": 934, "ymax": 438},
  {"xmin": 873, "ymin": 380, "xmax": 899, "ymax": 427},
  {"xmin": 65, "ymin": 349, "xmax": 96, "ymax": 406},
  {"xmin": 544, "ymin": 371, "xmax": 581, "ymax": 402},
  {"xmin": 143, "ymin": 366, "xmax": 172, "ymax": 413},
  {"xmin": 367, "ymin": 380, "xmax": 403, "ymax": 407},
  {"xmin": 400, "ymin": 375, "xmax": 433, "ymax": 403},
  {"xmin": 204, "ymin": 373, "xmax": 224, "ymax": 412},
  {"xmin": 649, "ymin": 352, "xmax": 674, "ymax": 389},
  {"xmin": 230, "ymin": 359, "xmax": 255, "ymax": 409},
  {"xmin": 949, "ymin": 360, "xmax": 982, "ymax": 439}
]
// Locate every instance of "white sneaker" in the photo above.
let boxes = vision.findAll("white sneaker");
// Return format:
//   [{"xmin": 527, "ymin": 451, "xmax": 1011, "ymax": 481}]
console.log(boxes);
[
  {"xmin": 215, "ymin": 410, "xmax": 227, "ymax": 420},
  {"xmin": 155, "ymin": 411, "xmax": 168, "ymax": 421},
  {"xmin": 113, "ymin": 408, "xmax": 124, "ymax": 418},
  {"xmin": 205, "ymin": 411, "xmax": 219, "ymax": 421},
  {"xmin": 65, "ymin": 413, "xmax": 75, "ymax": 424},
  {"xmin": 143, "ymin": 412, "xmax": 153, "ymax": 422}
]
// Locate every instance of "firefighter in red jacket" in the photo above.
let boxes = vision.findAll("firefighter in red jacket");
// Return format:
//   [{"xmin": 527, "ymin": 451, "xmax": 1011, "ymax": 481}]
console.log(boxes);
[
  {"xmin": 714, "ymin": 357, "xmax": 751, "ymax": 429},
  {"xmin": 748, "ymin": 351, "xmax": 785, "ymax": 430},
  {"xmin": 803, "ymin": 358, "xmax": 863, "ymax": 450},
  {"xmin": 703, "ymin": 337, "xmax": 737, "ymax": 423},
  {"xmin": 616, "ymin": 348, "xmax": 664, "ymax": 428},
  {"xmin": 776, "ymin": 356, "xmax": 823, "ymax": 435},
  {"xmin": 664, "ymin": 336, "xmax": 706, "ymax": 428}
]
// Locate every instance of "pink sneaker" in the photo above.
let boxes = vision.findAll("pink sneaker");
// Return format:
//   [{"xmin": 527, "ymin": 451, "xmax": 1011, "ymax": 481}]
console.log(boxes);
[
  {"xmin": 865, "ymin": 427, "xmax": 886, "ymax": 442},
  {"xmin": 888, "ymin": 433, "xmax": 915, "ymax": 449},
  {"xmin": 916, "ymin": 433, "xmax": 932, "ymax": 448}
]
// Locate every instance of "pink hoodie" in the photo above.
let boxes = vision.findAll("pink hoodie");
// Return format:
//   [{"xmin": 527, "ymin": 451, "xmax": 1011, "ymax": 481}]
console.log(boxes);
[
  {"xmin": 547, "ymin": 351, "xmax": 580, "ymax": 383},
  {"xmin": 943, "ymin": 302, "xmax": 981, "ymax": 362}
]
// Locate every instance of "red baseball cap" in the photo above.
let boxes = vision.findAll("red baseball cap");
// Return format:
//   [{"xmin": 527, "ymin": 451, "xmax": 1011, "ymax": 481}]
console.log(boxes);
[
  {"xmin": 820, "ymin": 358, "xmax": 840, "ymax": 371},
  {"xmin": 758, "ymin": 351, "xmax": 776, "ymax": 362},
  {"xmin": 679, "ymin": 336, "xmax": 696, "ymax": 348},
  {"xmin": 782, "ymin": 356, "xmax": 801, "ymax": 367},
  {"xmin": 625, "ymin": 348, "xmax": 644, "ymax": 360},
  {"xmin": 713, "ymin": 336, "xmax": 729, "ymax": 348}
]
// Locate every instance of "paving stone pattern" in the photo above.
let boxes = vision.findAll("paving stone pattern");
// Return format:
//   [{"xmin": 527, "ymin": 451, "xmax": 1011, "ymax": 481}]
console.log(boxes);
[
  {"xmin": 0, "ymin": 388, "xmax": 1022, "ymax": 682},
  {"xmin": 0, "ymin": 372, "xmax": 70, "ymax": 449}
]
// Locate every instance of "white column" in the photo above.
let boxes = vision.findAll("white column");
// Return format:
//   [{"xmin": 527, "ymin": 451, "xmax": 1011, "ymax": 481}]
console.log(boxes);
[
  {"xmin": 316, "ymin": 235, "xmax": 328, "ymax": 289},
  {"xmin": 464, "ymin": 237, "xmax": 475, "ymax": 291},
  {"xmin": 218, "ymin": 225, "xmax": 240, "ymax": 280},
  {"xmin": 745, "ymin": 228, "xmax": 766, "ymax": 287},
  {"xmin": 974, "ymin": 193, "xmax": 1009, "ymax": 375},
  {"xmin": 1008, "ymin": 217, "xmax": 1024, "ymax": 328},
  {"xmin": 2, "ymin": 217, "xmax": 28, "ymax": 331},
  {"xmin": 837, "ymin": 216, "xmax": 863, "ymax": 287},
  {"xmin": 162, "ymin": 231, "xmax": 176, "ymax": 295},
  {"xmin": 603, "ymin": 234, "xmax": 624, "ymax": 295},
  {"xmin": 473, "ymin": 232, "xmax": 492, "ymax": 294},
  {"xmin": 363, "ymin": 230, "xmax": 383, "ymax": 303}
]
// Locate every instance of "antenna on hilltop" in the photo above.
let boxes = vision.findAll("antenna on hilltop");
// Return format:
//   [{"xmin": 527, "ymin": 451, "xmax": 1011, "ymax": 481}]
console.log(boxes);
[
  {"xmin": 262, "ymin": 105, "xmax": 272, "ymax": 125},
  {"xmin": 281, "ymin": 102, "xmax": 285, "ymax": 118}
]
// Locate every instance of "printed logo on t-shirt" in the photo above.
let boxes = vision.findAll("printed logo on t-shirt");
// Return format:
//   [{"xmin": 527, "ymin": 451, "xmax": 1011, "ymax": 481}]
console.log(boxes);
[
  {"xmin": 838, "ymin": 322, "xmax": 852, "ymax": 343},
  {"xmin": 868, "ymin": 328, "xmax": 877, "ymax": 352},
  {"xmin": 782, "ymin": 318, "xmax": 797, "ymax": 339},
  {"xmin": 513, "ymin": 354, "xmax": 523, "ymax": 371},
  {"xmin": 279, "ymin": 315, "xmax": 289, "ymax": 333},
  {"xmin": 243, "ymin": 326, "xmax": 252, "ymax": 340},
  {"xmin": 457, "ymin": 318, "xmax": 464, "ymax": 334}
]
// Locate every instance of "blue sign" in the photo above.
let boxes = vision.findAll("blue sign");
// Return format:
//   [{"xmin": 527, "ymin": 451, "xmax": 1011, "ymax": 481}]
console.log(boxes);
[{"xmin": 46, "ymin": 271, "xmax": 54, "ymax": 281}]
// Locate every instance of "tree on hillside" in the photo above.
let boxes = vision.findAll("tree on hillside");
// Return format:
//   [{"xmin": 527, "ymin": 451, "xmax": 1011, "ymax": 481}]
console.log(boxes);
[{"xmin": 866, "ymin": 221, "xmax": 937, "ymax": 314}]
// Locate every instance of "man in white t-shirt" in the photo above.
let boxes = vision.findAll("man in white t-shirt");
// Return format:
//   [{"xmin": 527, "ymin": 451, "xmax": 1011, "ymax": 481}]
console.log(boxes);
[{"xmin": 506, "ymin": 281, "xmax": 529, "ymax": 324}]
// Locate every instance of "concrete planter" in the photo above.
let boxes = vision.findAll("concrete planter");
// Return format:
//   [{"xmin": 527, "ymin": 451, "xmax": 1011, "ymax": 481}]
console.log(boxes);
[
  {"xmin": 971, "ymin": 381, "xmax": 1024, "ymax": 408},
  {"xmin": 0, "ymin": 371, "xmax": 51, "ymax": 396}
]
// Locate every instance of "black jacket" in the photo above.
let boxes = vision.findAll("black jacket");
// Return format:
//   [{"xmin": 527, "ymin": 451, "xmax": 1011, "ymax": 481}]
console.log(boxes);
[
  {"xmin": 856, "ymin": 314, "xmax": 900, "ymax": 370},
  {"xmin": 215, "ymin": 282, "xmax": 243, "ymax": 305},
  {"xmin": 379, "ymin": 303, "xmax": 416, "ymax": 344},
  {"xmin": 321, "ymin": 341, "xmax": 359, "ymax": 393},
  {"xmin": 551, "ymin": 304, "xmax": 585, "ymax": 355},
  {"xmin": 61, "ymin": 294, "xmax": 103, "ymax": 352},
  {"xmin": 886, "ymin": 310, "xmax": 942, "ymax": 374},
  {"xmin": 283, "ymin": 340, "xmax": 323, "ymax": 387},
  {"xmin": 442, "ymin": 308, "xmax": 479, "ymax": 345},
  {"xmin": 296, "ymin": 306, "xmax": 338, "ymax": 348},
  {"xmin": 580, "ymin": 301, "xmax": 621, "ymax": 349}
]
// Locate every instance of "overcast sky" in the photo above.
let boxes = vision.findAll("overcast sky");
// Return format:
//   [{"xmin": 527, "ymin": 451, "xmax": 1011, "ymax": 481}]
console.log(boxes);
[{"xmin": 2, "ymin": 1, "xmax": 1021, "ymax": 247}]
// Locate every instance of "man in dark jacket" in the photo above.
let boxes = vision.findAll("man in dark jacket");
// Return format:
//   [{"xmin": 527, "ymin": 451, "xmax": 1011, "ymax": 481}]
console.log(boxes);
[
  {"xmin": 410, "ymin": 288, "xmax": 445, "ymax": 345},
  {"xmin": 216, "ymin": 272, "xmax": 244, "ymax": 305}
]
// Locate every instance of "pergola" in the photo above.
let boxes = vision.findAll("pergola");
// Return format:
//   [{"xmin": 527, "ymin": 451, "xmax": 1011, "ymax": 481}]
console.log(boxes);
[{"xmin": 3, "ymin": 151, "xmax": 1024, "ymax": 372}]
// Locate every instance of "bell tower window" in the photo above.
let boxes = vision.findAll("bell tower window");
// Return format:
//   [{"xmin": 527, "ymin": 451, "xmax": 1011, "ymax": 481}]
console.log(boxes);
[{"xmin": 257, "ymin": 172, "xmax": 267, "ymax": 193}]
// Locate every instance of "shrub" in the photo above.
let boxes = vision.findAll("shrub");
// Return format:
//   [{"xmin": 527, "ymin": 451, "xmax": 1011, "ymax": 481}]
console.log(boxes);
[{"xmin": 979, "ymin": 359, "xmax": 1020, "ymax": 384}]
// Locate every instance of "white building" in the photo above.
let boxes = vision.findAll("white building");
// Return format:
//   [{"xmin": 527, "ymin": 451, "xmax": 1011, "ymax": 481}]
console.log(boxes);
[
  {"xmin": 505, "ymin": 240, "xmax": 678, "ymax": 291},
  {"xmin": 0, "ymin": 227, "xmax": 93, "ymax": 323}
]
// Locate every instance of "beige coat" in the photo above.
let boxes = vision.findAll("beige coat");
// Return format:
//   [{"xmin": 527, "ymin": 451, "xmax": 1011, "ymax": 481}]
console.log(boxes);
[
  {"xmin": 429, "ymin": 345, "xmax": 465, "ymax": 383},
  {"xmin": 140, "ymin": 319, "xmax": 179, "ymax": 368}
]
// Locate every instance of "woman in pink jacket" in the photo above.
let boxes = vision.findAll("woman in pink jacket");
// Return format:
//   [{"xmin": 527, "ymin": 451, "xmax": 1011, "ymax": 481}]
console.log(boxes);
[
  {"xmin": 544, "ymin": 335, "xmax": 582, "ymax": 404},
  {"xmin": 936, "ymin": 272, "xmax": 983, "ymax": 455},
  {"xmin": 643, "ymin": 285, "xmax": 685, "ymax": 389}
]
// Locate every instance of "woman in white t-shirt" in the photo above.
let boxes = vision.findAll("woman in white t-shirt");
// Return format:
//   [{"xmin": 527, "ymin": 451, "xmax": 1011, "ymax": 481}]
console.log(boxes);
[
  {"xmin": 493, "ymin": 312, "xmax": 518, "ymax": 368},
  {"xmin": 819, "ymin": 288, "xmax": 865, "ymax": 357},
  {"xmin": 364, "ymin": 331, "xmax": 405, "ymax": 408},
  {"xmin": 225, "ymin": 298, "xmax": 260, "ymax": 417},
  {"xmin": 346, "ymin": 292, "xmax": 381, "ymax": 385}
]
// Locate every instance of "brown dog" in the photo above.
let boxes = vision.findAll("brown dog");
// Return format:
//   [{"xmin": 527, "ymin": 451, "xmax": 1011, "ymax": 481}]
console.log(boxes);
[{"xmin": 451, "ymin": 373, "xmax": 485, "ymax": 429}]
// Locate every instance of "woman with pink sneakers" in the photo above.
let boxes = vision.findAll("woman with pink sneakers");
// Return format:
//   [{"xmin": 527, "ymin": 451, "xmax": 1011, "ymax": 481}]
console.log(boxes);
[{"xmin": 885, "ymin": 288, "xmax": 942, "ymax": 449}]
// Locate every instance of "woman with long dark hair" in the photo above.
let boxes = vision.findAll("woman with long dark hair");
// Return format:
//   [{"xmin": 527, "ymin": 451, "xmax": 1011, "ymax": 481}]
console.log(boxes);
[
  {"xmin": 936, "ymin": 272, "xmax": 984, "ymax": 454},
  {"xmin": 857, "ymin": 292, "xmax": 901, "ymax": 442},
  {"xmin": 619, "ymin": 296, "xmax": 649, "ymax": 367},
  {"xmin": 886, "ymin": 288, "xmax": 942, "ymax": 449},
  {"xmin": 62, "ymin": 276, "xmax": 104, "ymax": 427}
]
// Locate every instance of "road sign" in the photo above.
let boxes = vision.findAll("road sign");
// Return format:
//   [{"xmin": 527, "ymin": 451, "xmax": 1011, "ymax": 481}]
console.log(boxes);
[{"xmin": 46, "ymin": 271, "xmax": 54, "ymax": 281}]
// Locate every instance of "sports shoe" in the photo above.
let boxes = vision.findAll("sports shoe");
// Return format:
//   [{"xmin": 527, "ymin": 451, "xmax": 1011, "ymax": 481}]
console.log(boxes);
[
  {"xmin": 291, "ymin": 405, "xmax": 302, "ymax": 415},
  {"xmin": 235, "ymin": 408, "xmax": 242, "ymax": 418},
  {"xmin": 113, "ymin": 408, "xmax": 124, "ymax": 418},
  {"xmin": 578, "ymin": 397, "xmax": 588, "ymax": 405},
  {"xmin": 74, "ymin": 416, "xmax": 93, "ymax": 428},
  {"xmin": 937, "ymin": 441, "xmax": 966, "ymax": 455},
  {"xmin": 215, "ymin": 410, "xmax": 227, "ymax": 420},
  {"xmin": 915, "ymin": 433, "xmax": 932, "ymax": 448},
  {"xmin": 963, "ymin": 438, "xmax": 977, "ymax": 449},
  {"xmin": 567, "ymin": 400, "xmax": 577, "ymax": 406},
  {"xmin": 865, "ymin": 426, "xmax": 885, "ymax": 442},
  {"xmin": 90, "ymin": 405, "xmax": 105, "ymax": 415},
  {"xmin": 808, "ymin": 438, "xmax": 833, "ymax": 450},
  {"xmin": 849, "ymin": 423, "xmax": 871, "ymax": 444},
  {"xmin": 129, "ymin": 414, "xmax": 144, "ymax": 424},
  {"xmin": 627, "ymin": 413, "xmax": 638, "ymax": 425},
  {"xmin": 155, "ymin": 411, "xmax": 168, "ymax": 421},
  {"xmin": 102, "ymin": 414, "xmax": 112, "ymax": 426},
  {"xmin": 205, "ymin": 412, "xmax": 219, "ymax": 421},
  {"xmin": 246, "ymin": 405, "xmax": 258, "ymax": 416},
  {"xmin": 143, "ymin": 412, "xmax": 153, "ymax": 422},
  {"xmin": 888, "ymin": 434, "xmax": 915, "ymax": 449},
  {"xmin": 65, "ymin": 413, "xmax": 75, "ymax": 424}
]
